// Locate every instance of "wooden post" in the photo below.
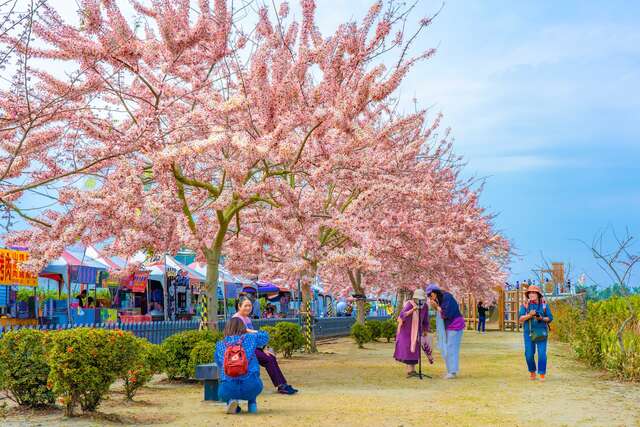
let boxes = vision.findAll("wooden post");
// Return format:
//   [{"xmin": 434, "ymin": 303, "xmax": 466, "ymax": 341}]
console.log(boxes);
[
  {"xmin": 496, "ymin": 286, "xmax": 505, "ymax": 331},
  {"xmin": 516, "ymin": 287, "xmax": 521, "ymax": 332}
]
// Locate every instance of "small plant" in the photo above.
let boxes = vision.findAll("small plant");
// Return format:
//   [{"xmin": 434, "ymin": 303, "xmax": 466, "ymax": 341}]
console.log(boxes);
[
  {"xmin": 188, "ymin": 340, "xmax": 216, "ymax": 378},
  {"xmin": 380, "ymin": 319, "xmax": 398, "ymax": 343},
  {"xmin": 262, "ymin": 322, "xmax": 304, "ymax": 358},
  {"xmin": 47, "ymin": 328, "xmax": 139, "ymax": 416},
  {"xmin": 0, "ymin": 329, "xmax": 55, "ymax": 407},
  {"xmin": 122, "ymin": 339, "xmax": 165, "ymax": 400},
  {"xmin": 162, "ymin": 329, "xmax": 222, "ymax": 380},
  {"xmin": 365, "ymin": 320, "xmax": 383, "ymax": 341},
  {"xmin": 351, "ymin": 323, "xmax": 372, "ymax": 349}
]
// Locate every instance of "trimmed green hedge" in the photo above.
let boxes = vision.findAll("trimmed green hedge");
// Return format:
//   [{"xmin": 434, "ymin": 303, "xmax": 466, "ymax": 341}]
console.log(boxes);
[
  {"xmin": 351, "ymin": 323, "xmax": 372, "ymax": 348},
  {"xmin": 161, "ymin": 329, "xmax": 222, "ymax": 380},
  {"xmin": 261, "ymin": 322, "xmax": 304, "ymax": 358}
]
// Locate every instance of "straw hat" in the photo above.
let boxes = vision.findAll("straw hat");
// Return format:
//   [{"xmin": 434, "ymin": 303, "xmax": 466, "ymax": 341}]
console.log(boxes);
[
  {"xmin": 524, "ymin": 285, "xmax": 543, "ymax": 297},
  {"xmin": 412, "ymin": 289, "xmax": 427, "ymax": 301}
]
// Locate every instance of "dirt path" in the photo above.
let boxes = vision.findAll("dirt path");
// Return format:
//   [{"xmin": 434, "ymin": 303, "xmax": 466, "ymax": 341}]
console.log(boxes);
[{"xmin": 3, "ymin": 332, "xmax": 640, "ymax": 426}]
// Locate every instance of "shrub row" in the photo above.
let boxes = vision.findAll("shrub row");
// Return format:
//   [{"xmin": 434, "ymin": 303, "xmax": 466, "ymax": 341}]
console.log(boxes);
[
  {"xmin": 0, "ymin": 322, "xmax": 306, "ymax": 414},
  {"xmin": 0, "ymin": 328, "xmax": 160, "ymax": 416},
  {"xmin": 550, "ymin": 296, "xmax": 640, "ymax": 381},
  {"xmin": 351, "ymin": 319, "xmax": 397, "ymax": 348}
]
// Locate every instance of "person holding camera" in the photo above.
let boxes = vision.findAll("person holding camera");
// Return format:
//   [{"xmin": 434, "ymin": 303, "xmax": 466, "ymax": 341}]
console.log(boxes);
[
  {"xmin": 426, "ymin": 284, "xmax": 465, "ymax": 379},
  {"xmin": 393, "ymin": 289, "xmax": 430, "ymax": 378},
  {"xmin": 518, "ymin": 285, "xmax": 553, "ymax": 381}
]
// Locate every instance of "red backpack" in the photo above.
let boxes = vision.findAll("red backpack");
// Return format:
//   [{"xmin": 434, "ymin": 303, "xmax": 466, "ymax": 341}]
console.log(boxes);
[{"xmin": 223, "ymin": 337, "xmax": 248, "ymax": 377}]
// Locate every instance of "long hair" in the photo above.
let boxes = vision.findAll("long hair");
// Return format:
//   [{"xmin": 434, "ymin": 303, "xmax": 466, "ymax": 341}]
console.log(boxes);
[
  {"xmin": 223, "ymin": 317, "xmax": 248, "ymax": 337},
  {"xmin": 432, "ymin": 289, "xmax": 444, "ymax": 306}
]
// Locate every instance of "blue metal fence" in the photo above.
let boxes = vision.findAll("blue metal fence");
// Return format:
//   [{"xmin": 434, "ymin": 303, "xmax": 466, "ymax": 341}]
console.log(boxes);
[
  {"xmin": 0, "ymin": 320, "xmax": 200, "ymax": 345},
  {"xmin": 0, "ymin": 316, "xmax": 389, "ymax": 344}
]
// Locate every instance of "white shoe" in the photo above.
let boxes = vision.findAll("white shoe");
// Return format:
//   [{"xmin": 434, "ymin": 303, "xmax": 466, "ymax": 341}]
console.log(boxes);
[
  {"xmin": 226, "ymin": 400, "xmax": 239, "ymax": 414},
  {"xmin": 444, "ymin": 373, "xmax": 456, "ymax": 379}
]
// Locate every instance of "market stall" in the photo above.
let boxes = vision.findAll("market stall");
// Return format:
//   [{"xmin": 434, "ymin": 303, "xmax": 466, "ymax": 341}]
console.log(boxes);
[
  {"xmin": 39, "ymin": 247, "xmax": 110, "ymax": 324},
  {"xmin": 87, "ymin": 245, "xmax": 158, "ymax": 323},
  {"xmin": 265, "ymin": 285, "xmax": 294, "ymax": 317},
  {"xmin": 148, "ymin": 255, "xmax": 204, "ymax": 321}
]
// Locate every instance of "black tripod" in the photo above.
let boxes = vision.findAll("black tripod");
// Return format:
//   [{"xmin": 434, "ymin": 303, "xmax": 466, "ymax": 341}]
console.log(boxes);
[{"xmin": 415, "ymin": 300, "xmax": 432, "ymax": 380}]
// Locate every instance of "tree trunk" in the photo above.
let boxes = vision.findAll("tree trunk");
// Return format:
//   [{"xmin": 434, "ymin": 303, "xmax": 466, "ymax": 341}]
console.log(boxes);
[
  {"xmin": 300, "ymin": 278, "xmax": 317, "ymax": 353},
  {"xmin": 356, "ymin": 298, "xmax": 366, "ymax": 325},
  {"xmin": 203, "ymin": 221, "xmax": 228, "ymax": 331},
  {"xmin": 348, "ymin": 269, "xmax": 366, "ymax": 325},
  {"xmin": 205, "ymin": 253, "xmax": 220, "ymax": 331},
  {"xmin": 394, "ymin": 288, "xmax": 408, "ymax": 319}
]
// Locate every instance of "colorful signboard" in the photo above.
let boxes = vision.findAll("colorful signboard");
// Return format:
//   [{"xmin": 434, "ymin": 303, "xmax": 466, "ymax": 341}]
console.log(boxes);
[
  {"xmin": 0, "ymin": 249, "xmax": 38, "ymax": 287},
  {"xmin": 121, "ymin": 271, "xmax": 149, "ymax": 293}
]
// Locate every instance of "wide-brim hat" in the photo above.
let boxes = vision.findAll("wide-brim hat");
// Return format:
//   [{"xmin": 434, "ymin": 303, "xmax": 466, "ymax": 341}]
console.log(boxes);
[
  {"xmin": 412, "ymin": 289, "xmax": 427, "ymax": 301},
  {"xmin": 524, "ymin": 285, "xmax": 543, "ymax": 297}
]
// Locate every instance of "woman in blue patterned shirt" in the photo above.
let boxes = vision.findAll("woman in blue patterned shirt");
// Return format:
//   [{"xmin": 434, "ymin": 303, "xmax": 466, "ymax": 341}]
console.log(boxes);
[{"xmin": 215, "ymin": 317, "xmax": 269, "ymax": 414}]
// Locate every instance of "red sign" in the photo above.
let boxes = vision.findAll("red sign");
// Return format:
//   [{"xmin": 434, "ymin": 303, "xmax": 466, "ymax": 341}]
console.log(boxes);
[
  {"xmin": 121, "ymin": 271, "xmax": 149, "ymax": 293},
  {"xmin": 0, "ymin": 249, "xmax": 38, "ymax": 287}
]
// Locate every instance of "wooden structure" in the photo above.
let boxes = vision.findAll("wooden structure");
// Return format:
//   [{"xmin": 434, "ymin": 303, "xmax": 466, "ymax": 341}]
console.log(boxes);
[
  {"xmin": 533, "ymin": 262, "xmax": 565, "ymax": 294},
  {"xmin": 497, "ymin": 287, "xmax": 525, "ymax": 332},
  {"xmin": 461, "ymin": 293, "xmax": 478, "ymax": 331}
]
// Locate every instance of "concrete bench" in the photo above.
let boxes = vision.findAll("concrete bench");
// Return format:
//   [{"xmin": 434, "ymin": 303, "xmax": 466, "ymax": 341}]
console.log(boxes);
[{"xmin": 195, "ymin": 363, "xmax": 220, "ymax": 402}]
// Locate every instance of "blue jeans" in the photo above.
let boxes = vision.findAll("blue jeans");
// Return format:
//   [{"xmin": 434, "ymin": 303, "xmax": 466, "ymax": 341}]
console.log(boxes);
[
  {"xmin": 524, "ymin": 335, "xmax": 548, "ymax": 374},
  {"xmin": 477, "ymin": 317, "xmax": 486, "ymax": 332},
  {"xmin": 444, "ymin": 329, "xmax": 463, "ymax": 374},
  {"xmin": 218, "ymin": 373, "xmax": 263, "ymax": 403}
]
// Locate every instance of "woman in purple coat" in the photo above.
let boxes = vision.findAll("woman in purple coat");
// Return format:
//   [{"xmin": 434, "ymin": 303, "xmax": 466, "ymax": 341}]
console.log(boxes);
[{"xmin": 394, "ymin": 289, "xmax": 430, "ymax": 378}]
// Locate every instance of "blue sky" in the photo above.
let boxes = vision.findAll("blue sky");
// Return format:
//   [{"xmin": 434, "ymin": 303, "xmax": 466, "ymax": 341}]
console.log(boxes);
[
  {"xmin": 403, "ymin": 0, "xmax": 640, "ymax": 285},
  {"xmin": 309, "ymin": 0, "xmax": 640, "ymax": 286},
  {"xmin": 8, "ymin": 1, "xmax": 640, "ymax": 287}
]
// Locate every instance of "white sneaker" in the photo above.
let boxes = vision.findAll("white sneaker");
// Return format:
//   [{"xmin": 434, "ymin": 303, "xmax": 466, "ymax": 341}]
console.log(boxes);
[
  {"xmin": 226, "ymin": 400, "xmax": 239, "ymax": 414},
  {"xmin": 444, "ymin": 373, "xmax": 456, "ymax": 379}
]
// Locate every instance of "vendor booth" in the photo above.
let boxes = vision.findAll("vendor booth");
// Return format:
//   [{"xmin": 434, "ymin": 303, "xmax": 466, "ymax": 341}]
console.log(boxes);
[
  {"xmin": 39, "ymin": 246, "xmax": 112, "ymax": 325},
  {"xmin": 148, "ymin": 255, "xmax": 204, "ymax": 321}
]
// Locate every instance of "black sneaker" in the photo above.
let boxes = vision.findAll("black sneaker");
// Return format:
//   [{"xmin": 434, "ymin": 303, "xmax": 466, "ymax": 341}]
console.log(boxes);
[
  {"xmin": 285, "ymin": 384, "xmax": 298, "ymax": 394},
  {"xmin": 277, "ymin": 384, "xmax": 295, "ymax": 395}
]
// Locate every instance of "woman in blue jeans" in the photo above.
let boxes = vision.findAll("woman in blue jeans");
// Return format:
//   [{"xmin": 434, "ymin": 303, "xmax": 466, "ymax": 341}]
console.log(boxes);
[
  {"xmin": 426, "ymin": 284, "xmax": 465, "ymax": 379},
  {"xmin": 215, "ymin": 317, "xmax": 268, "ymax": 414},
  {"xmin": 518, "ymin": 285, "xmax": 553, "ymax": 381}
]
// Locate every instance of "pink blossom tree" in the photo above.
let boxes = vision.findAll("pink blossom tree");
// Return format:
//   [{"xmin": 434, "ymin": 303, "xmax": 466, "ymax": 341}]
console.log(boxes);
[
  {"xmin": 2, "ymin": 1, "xmax": 440, "ymax": 329},
  {"xmin": 227, "ymin": 107, "xmax": 509, "ymax": 327}
]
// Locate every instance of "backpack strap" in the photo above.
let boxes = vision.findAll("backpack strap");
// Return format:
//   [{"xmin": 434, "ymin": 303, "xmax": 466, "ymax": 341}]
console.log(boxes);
[{"xmin": 224, "ymin": 335, "xmax": 245, "ymax": 348}]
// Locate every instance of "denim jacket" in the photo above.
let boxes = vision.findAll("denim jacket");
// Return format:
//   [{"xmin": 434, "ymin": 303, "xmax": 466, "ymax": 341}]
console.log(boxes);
[{"xmin": 519, "ymin": 302, "xmax": 553, "ymax": 336}]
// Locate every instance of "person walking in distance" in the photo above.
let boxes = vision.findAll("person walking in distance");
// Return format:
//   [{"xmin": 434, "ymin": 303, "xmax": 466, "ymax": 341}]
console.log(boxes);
[{"xmin": 477, "ymin": 301, "xmax": 488, "ymax": 333}]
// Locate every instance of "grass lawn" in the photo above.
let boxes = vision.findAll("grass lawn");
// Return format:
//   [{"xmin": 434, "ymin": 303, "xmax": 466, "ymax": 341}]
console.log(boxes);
[{"xmin": 3, "ymin": 331, "xmax": 640, "ymax": 426}]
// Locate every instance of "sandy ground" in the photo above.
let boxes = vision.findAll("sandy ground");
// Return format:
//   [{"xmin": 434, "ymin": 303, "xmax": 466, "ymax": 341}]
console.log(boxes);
[{"xmin": 2, "ymin": 331, "xmax": 640, "ymax": 427}]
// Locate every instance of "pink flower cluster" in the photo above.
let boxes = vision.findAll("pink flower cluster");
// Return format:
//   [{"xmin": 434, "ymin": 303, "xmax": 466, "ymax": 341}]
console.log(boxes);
[{"xmin": 1, "ymin": 1, "xmax": 509, "ymax": 302}]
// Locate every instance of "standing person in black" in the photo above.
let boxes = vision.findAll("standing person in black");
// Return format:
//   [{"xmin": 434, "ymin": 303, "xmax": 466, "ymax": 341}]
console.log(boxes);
[{"xmin": 477, "ymin": 301, "xmax": 488, "ymax": 333}]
